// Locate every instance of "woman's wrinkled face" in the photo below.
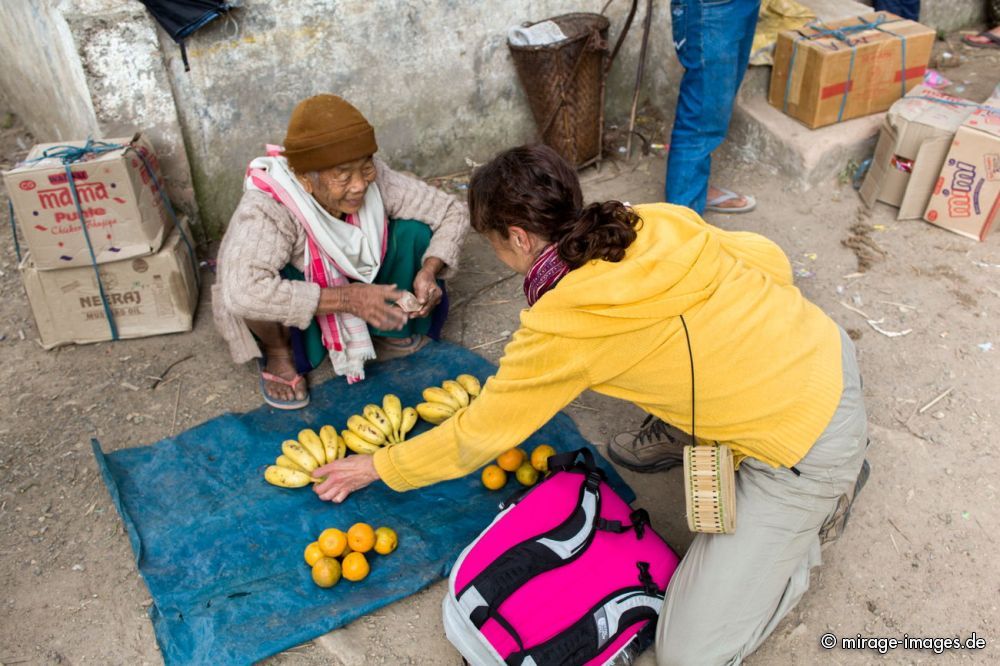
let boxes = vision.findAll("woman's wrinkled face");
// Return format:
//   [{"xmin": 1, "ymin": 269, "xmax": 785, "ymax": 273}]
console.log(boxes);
[{"xmin": 302, "ymin": 156, "xmax": 376, "ymax": 217}]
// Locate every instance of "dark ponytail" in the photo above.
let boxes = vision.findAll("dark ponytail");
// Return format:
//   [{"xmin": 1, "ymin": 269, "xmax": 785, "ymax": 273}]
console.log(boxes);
[
  {"xmin": 469, "ymin": 144, "xmax": 640, "ymax": 269},
  {"xmin": 556, "ymin": 200, "xmax": 639, "ymax": 268}
]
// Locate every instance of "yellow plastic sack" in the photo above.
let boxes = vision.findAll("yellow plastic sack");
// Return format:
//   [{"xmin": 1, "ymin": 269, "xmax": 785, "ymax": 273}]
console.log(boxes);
[{"xmin": 750, "ymin": 0, "xmax": 816, "ymax": 66}]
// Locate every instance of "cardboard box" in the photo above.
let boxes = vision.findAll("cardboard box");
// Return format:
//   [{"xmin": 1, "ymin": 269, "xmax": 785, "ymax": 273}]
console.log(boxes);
[
  {"xmin": 769, "ymin": 12, "xmax": 935, "ymax": 129},
  {"xmin": 924, "ymin": 106, "xmax": 1000, "ymax": 241},
  {"xmin": 859, "ymin": 85, "xmax": 981, "ymax": 219},
  {"xmin": 2, "ymin": 133, "xmax": 169, "ymax": 271},
  {"xmin": 21, "ymin": 226, "xmax": 199, "ymax": 349}
]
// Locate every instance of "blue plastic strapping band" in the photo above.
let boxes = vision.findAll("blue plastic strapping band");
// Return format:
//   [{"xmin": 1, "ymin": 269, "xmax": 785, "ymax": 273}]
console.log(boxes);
[
  {"xmin": 7, "ymin": 199, "xmax": 22, "ymax": 263},
  {"xmin": 911, "ymin": 95, "xmax": 999, "ymax": 110},
  {"xmin": 65, "ymin": 162, "xmax": 119, "ymax": 340},
  {"xmin": 129, "ymin": 147, "xmax": 201, "ymax": 288},
  {"xmin": 837, "ymin": 45, "xmax": 856, "ymax": 123},
  {"xmin": 27, "ymin": 138, "xmax": 123, "ymax": 166},
  {"xmin": 783, "ymin": 37, "xmax": 803, "ymax": 115}
]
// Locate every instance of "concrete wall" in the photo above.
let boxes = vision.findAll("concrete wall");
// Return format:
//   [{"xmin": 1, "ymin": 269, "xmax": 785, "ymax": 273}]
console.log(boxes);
[
  {"xmin": 0, "ymin": 0, "xmax": 200, "ymax": 228},
  {"xmin": 920, "ymin": 0, "xmax": 986, "ymax": 32},
  {"xmin": 0, "ymin": 0, "xmax": 98, "ymax": 141},
  {"xmin": 0, "ymin": 0, "xmax": 678, "ymax": 237}
]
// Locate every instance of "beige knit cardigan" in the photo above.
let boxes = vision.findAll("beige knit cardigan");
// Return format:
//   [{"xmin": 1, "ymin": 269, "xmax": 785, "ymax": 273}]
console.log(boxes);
[{"xmin": 212, "ymin": 158, "xmax": 469, "ymax": 363}]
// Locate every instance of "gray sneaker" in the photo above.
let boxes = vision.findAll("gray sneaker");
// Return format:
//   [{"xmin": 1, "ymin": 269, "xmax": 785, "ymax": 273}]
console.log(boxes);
[{"xmin": 608, "ymin": 415, "xmax": 687, "ymax": 473}]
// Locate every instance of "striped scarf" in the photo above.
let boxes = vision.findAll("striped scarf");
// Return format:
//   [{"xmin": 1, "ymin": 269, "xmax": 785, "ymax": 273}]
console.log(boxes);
[{"xmin": 524, "ymin": 243, "xmax": 571, "ymax": 306}]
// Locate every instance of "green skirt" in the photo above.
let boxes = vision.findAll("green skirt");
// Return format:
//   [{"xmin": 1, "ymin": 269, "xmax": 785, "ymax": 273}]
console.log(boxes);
[{"xmin": 281, "ymin": 219, "xmax": 439, "ymax": 371}]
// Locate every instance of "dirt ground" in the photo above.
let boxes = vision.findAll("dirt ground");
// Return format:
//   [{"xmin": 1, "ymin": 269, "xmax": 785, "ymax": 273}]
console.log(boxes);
[{"xmin": 1, "ymin": 37, "xmax": 999, "ymax": 666}]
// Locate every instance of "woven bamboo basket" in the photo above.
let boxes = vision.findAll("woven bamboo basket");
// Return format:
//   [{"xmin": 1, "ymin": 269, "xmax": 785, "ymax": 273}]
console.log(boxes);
[
  {"xmin": 683, "ymin": 444, "xmax": 736, "ymax": 534},
  {"xmin": 508, "ymin": 13, "xmax": 611, "ymax": 169}
]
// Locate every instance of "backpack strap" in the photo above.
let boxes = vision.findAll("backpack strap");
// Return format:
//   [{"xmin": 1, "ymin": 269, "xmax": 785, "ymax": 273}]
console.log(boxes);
[
  {"xmin": 505, "ymin": 587, "xmax": 664, "ymax": 666},
  {"xmin": 596, "ymin": 509, "xmax": 651, "ymax": 537},
  {"xmin": 500, "ymin": 448, "xmax": 605, "ymax": 511},
  {"xmin": 548, "ymin": 447, "xmax": 601, "ymax": 475},
  {"xmin": 456, "ymin": 466, "xmax": 603, "ymax": 626}
]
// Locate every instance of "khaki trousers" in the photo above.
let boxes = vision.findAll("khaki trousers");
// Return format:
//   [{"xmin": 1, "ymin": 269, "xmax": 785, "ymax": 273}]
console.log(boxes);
[{"xmin": 656, "ymin": 327, "xmax": 869, "ymax": 665}]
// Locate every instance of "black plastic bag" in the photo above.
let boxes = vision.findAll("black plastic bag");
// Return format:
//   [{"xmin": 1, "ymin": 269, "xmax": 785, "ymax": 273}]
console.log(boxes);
[{"xmin": 136, "ymin": 0, "xmax": 233, "ymax": 71}]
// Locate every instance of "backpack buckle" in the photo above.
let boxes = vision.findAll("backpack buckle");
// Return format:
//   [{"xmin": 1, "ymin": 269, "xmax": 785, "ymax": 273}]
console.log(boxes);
[
  {"xmin": 630, "ymin": 509, "xmax": 650, "ymax": 539},
  {"xmin": 584, "ymin": 469, "xmax": 603, "ymax": 492},
  {"xmin": 636, "ymin": 561, "xmax": 658, "ymax": 595}
]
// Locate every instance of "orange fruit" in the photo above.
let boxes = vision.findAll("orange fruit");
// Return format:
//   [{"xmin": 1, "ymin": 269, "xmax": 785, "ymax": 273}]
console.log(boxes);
[
  {"xmin": 481, "ymin": 464, "xmax": 507, "ymax": 490},
  {"xmin": 341, "ymin": 551, "xmax": 370, "ymax": 581},
  {"xmin": 311, "ymin": 557, "xmax": 342, "ymax": 588},
  {"xmin": 496, "ymin": 448, "xmax": 526, "ymax": 472},
  {"xmin": 304, "ymin": 541, "xmax": 325, "ymax": 567},
  {"xmin": 515, "ymin": 462, "xmax": 539, "ymax": 487},
  {"xmin": 347, "ymin": 522, "xmax": 376, "ymax": 553},
  {"xmin": 530, "ymin": 445, "xmax": 557, "ymax": 473},
  {"xmin": 373, "ymin": 526, "xmax": 398, "ymax": 555},
  {"xmin": 318, "ymin": 528, "xmax": 348, "ymax": 558}
]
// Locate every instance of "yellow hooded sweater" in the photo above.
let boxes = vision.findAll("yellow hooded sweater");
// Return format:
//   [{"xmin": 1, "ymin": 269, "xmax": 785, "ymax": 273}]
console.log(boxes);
[{"xmin": 374, "ymin": 203, "xmax": 843, "ymax": 492}]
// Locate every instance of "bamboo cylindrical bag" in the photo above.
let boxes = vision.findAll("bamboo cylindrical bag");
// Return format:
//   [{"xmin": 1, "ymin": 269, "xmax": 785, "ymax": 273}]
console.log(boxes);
[{"xmin": 683, "ymin": 443, "xmax": 736, "ymax": 534}]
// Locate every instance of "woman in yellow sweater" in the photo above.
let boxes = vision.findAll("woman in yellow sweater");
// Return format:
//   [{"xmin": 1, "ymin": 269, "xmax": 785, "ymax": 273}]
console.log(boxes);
[{"xmin": 313, "ymin": 145, "xmax": 869, "ymax": 665}]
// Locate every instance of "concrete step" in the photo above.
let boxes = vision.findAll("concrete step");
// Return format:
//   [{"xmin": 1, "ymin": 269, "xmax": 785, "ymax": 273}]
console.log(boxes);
[
  {"xmin": 725, "ymin": 95, "xmax": 883, "ymax": 189},
  {"xmin": 724, "ymin": 0, "xmax": 886, "ymax": 188}
]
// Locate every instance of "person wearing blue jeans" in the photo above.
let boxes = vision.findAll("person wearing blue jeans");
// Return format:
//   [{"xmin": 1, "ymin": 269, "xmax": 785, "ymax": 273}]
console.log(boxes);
[
  {"xmin": 666, "ymin": 0, "xmax": 761, "ymax": 214},
  {"xmin": 873, "ymin": 0, "xmax": 919, "ymax": 21}
]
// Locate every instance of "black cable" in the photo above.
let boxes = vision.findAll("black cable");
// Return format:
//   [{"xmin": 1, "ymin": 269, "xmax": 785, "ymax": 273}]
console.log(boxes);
[
  {"xmin": 678, "ymin": 313, "xmax": 802, "ymax": 477},
  {"xmin": 678, "ymin": 314, "xmax": 695, "ymax": 447}
]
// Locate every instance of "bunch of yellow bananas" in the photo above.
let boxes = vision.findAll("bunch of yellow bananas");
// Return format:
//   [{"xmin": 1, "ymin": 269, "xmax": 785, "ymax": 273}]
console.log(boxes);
[
  {"xmin": 264, "ymin": 394, "xmax": 424, "ymax": 489},
  {"xmin": 340, "ymin": 395, "xmax": 415, "ymax": 454},
  {"xmin": 264, "ymin": 426, "xmax": 345, "ymax": 488},
  {"xmin": 415, "ymin": 374, "xmax": 482, "ymax": 425}
]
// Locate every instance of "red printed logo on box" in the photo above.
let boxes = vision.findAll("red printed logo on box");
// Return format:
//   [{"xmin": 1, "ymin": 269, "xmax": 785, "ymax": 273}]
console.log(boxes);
[
  {"xmin": 940, "ymin": 159, "xmax": 978, "ymax": 219},
  {"xmin": 36, "ymin": 182, "xmax": 109, "ymax": 210}
]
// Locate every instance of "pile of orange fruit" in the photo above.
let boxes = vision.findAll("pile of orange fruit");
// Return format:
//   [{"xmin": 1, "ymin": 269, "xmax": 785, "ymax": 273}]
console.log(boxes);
[
  {"xmin": 303, "ymin": 522, "xmax": 399, "ymax": 588},
  {"xmin": 481, "ymin": 444, "xmax": 556, "ymax": 491}
]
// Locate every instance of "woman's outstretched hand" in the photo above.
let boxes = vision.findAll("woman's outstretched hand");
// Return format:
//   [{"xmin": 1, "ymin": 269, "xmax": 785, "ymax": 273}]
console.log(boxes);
[{"xmin": 312, "ymin": 454, "xmax": 381, "ymax": 503}]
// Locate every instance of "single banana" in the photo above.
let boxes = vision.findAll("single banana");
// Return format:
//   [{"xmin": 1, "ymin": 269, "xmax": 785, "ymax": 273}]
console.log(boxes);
[
  {"xmin": 298, "ymin": 428, "xmax": 326, "ymax": 466},
  {"xmin": 342, "ymin": 429, "xmax": 381, "ymax": 455},
  {"xmin": 441, "ymin": 380, "xmax": 470, "ymax": 408},
  {"xmin": 382, "ymin": 394, "xmax": 403, "ymax": 438},
  {"xmin": 347, "ymin": 414, "xmax": 387, "ymax": 445},
  {"xmin": 264, "ymin": 465, "xmax": 323, "ymax": 488},
  {"xmin": 416, "ymin": 401, "xmax": 455, "ymax": 425},
  {"xmin": 363, "ymin": 404, "xmax": 394, "ymax": 440},
  {"xmin": 319, "ymin": 425, "xmax": 342, "ymax": 462},
  {"xmin": 422, "ymin": 386, "xmax": 461, "ymax": 410},
  {"xmin": 281, "ymin": 439, "xmax": 319, "ymax": 472},
  {"xmin": 456, "ymin": 374, "xmax": 482, "ymax": 398},
  {"xmin": 399, "ymin": 407, "xmax": 418, "ymax": 439},
  {"xmin": 275, "ymin": 454, "xmax": 307, "ymax": 473}
]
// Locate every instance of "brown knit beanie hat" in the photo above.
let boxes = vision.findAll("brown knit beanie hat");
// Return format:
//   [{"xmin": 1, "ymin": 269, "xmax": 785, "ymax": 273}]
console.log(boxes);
[{"xmin": 282, "ymin": 94, "xmax": 378, "ymax": 173}]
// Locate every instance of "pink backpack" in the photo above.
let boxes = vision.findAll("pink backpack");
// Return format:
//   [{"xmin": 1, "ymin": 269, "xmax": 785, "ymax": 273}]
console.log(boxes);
[{"xmin": 444, "ymin": 449, "xmax": 680, "ymax": 665}]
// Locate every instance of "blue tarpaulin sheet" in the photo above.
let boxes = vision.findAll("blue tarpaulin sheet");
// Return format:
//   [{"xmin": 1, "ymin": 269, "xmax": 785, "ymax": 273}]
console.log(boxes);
[{"xmin": 93, "ymin": 341, "xmax": 634, "ymax": 665}]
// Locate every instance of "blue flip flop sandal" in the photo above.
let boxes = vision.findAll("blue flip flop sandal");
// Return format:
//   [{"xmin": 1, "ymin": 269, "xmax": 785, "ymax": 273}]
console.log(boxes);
[{"xmin": 257, "ymin": 359, "xmax": 310, "ymax": 410}]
